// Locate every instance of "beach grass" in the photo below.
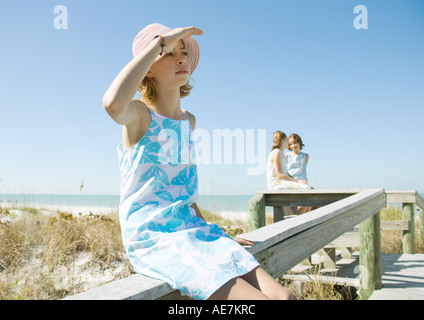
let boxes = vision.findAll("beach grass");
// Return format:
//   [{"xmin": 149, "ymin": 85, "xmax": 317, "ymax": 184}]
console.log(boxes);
[
  {"xmin": 380, "ymin": 206, "xmax": 424, "ymax": 254},
  {"xmin": 277, "ymin": 266, "xmax": 358, "ymax": 300},
  {"xmin": 0, "ymin": 207, "xmax": 135, "ymax": 299}
]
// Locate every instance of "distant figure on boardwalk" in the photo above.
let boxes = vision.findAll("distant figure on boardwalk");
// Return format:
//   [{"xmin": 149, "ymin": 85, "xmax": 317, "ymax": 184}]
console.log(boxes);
[
  {"xmin": 286, "ymin": 133, "xmax": 310, "ymax": 186},
  {"xmin": 267, "ymin": 131, "xmax": 312, "ymax": 215}
]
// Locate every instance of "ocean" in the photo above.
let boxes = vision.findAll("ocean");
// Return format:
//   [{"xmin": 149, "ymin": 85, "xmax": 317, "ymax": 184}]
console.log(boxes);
[
  {"xmin": 0, "ymin": 193, "xmax": 254, "ymax": 213},
  {"xmin": 1, "ymin": 192, "xmax": 422, "ymax": 214}
]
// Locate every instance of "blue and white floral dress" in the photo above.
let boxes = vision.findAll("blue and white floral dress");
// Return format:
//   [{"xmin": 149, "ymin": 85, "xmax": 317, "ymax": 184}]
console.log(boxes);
[
  {"xmin": 287, "ymin": 152, "xmax": 308, "ymax": 182},
  {"xmin": 117, "ymin": 108, "xmax": 259, "ymax": 300}
]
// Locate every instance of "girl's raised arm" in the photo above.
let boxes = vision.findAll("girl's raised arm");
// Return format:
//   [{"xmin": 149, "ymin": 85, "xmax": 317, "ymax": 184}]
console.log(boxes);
[
  {"xmin": 103, "ymin": 26, "xmax": 203, "ymax": 125},
  {"xmin": 103, "ymin": 37, "xmax": 162, "ymax": 125}
]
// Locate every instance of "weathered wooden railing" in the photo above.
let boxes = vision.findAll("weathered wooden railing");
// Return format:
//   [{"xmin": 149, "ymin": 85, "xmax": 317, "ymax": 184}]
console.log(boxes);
[
  {"xmin": 323, "ymin": 190, "xmax": 424, "ymax": 259},
  {"xmin": 65, "ymin": 188, "xmax": 386, "ymax": 300},
  {"xmin": 247, "ymin": 188, "xmax": 424, "ymax": 298},
  {"xmin": 247, "ymin": 188, "xmax": 387, "ymax": 299},
  {"xmin": 385, "ymin": 190, "xmax": 424, "ymax": 253},
  {"xmin": 247, "ymin": 189, "xmax": 363, "ymax": 230}
]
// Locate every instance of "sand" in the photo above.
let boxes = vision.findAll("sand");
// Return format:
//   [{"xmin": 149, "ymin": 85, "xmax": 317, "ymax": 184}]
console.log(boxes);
[{"xmin": 1, "ymin": 202, "xmax": 117, "ymax": 217}]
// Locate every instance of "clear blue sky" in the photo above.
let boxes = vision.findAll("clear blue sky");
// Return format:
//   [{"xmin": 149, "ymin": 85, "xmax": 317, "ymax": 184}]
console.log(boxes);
[{"xmin": 0, "ymin": 0, "xmax": 423, "ymax": 195}]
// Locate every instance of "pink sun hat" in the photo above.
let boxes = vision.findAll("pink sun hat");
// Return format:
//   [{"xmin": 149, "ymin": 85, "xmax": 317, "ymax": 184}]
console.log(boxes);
[{"xmin": 132, "ymin": 23, "xmax": 200, "ymax": 75}]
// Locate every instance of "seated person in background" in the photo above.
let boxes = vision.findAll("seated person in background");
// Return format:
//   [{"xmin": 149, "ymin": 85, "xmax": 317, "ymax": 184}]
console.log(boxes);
[
  {"xmin": 267, "ymin": 131, "xmax": 312, "ymax": 215},
  {"xmin": 286, "ymin": 133, "xmax": 310, "ymax": 186}
]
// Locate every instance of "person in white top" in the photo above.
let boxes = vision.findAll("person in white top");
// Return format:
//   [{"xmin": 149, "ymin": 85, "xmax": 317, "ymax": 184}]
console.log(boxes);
[
  {"xmin": 286, "ymin": 133, "xmax": 309, "ymax": 183},
  {"xmin": 267, "ymin": 131, "xmax": 310, "ymax": 190},
  {"xmin": 267, "ymin": 131, "xmax": 312, "ymax": 214}
]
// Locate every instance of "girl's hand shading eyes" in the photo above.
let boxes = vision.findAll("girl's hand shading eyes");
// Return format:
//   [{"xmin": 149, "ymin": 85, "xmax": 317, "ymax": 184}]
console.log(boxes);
[{"xmin": 162, "ymin": 27, "xmax": 204, "ymax": 54}]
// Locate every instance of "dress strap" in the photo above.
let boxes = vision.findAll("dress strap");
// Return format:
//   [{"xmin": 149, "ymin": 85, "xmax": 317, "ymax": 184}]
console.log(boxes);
[
  {"xmin": 147, "ymin": 107, "xmax": 156, "ymax": 119},
  {"xmin": 181, "ymin": 110, "xmax": 188, "ymax": 121},
  {"xmin": 147, "ymin": 107, "xmax": 188, "ymax": 121}
]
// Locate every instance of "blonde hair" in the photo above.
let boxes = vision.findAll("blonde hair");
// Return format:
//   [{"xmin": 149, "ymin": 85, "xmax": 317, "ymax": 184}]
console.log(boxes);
[
  {"xmin": 271, "ymin": 131, "xmax": 287, "ymax": 151},
  {"xmin": 138, "ymin": 78, "xmax": 193, "ymax": 106}
]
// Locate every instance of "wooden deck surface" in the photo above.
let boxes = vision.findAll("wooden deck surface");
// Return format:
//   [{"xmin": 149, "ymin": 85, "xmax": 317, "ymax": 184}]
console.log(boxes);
[
  {"xmin": 369, "ymin": 254, "xmax": 424, "ymax": 300},
  {"xmin": 285, "ymin": 253, "xmax": 424, "ymax": 300}
]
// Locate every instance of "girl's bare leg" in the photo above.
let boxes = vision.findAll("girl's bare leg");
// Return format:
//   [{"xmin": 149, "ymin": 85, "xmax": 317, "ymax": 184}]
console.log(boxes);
[
  {"xmin": 208, "ymin": 267, "xmax": 293, "ymax": 300},
  {"xmin": 297, "ymin": 206, "xmax": 312, "ymax": 215},
  {"xmin": 208, "ymin": 276, "xmax": 270, "ymax": 300},
  {"xmin": 241, "ymin": 267, "xmax": 293, "ymax": 300}
]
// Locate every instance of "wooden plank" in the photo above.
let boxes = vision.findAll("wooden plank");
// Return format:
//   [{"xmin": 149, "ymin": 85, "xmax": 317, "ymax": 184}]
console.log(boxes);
[
  {"xmin": 257, "ymin": 189, "xmax": 360, "ymax": 207},
  {"xmin": 385, "ymin": 190, "xmax": 417, "ymax": 204},
  {"xmin": 265, "ymin": 193, "xmax": 349, "ymax": 207},
  {"xmin": 415, "ymin": 192, "xmax": 424, "ymax": 211},
  {"xmin": 283, "ymin": 274, "xmax": 360, "ymax": 288},
  {"xmin": 324, "ymin": 220, "xmax": 409, "ymax": 250},
  {"xmin": 369, "ymin": 254, "xmax": 424, "ymax": 300},
  {"xmin": 325, "ymin": 231, "xmax": 359, "ymax": 248},
  {"xmin": 323, "ymin": 247, "xmax": 336, "ymax": 269},
  {"xmin": 273, "ymin": 206, "xmax": 285, "ymax": 222},
  {"xmin": 381, "ymin": 220, "xmax": 409, "ymax": 231},
  {"xmin": 64, "ymin": 273, "xmax": 174, "ymax": 300},
  {"xmin": 258, "ymin": 189, "xmax": 364, "ymax": 195}
]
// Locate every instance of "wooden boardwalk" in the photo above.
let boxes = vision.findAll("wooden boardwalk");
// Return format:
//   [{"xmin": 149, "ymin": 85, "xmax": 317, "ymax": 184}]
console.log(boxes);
[
  {"xmin": 369, "ymin": 254, "xmax": 424, "ymax": 300},
  {"xmin": 285, "ymin": 253, "xmax": 424, "ymax": 300}
]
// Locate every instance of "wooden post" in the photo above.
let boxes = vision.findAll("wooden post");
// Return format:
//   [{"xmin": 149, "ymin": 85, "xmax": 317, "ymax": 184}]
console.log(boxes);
[
  {"xmin": 341, "ymin": 247, "xmax": 353, "ymax": 259},
  {"xmin": 273, "ymin": 207, "xmax": 285, "ymax": 222},
  {"xmin": 402, "ymin": 203, "xmax": 415, "ymax": 254},
  {"xmin": 248, "ymin": 193, "xmax": 265, "ymax": 231},
  {"xmin": 323, "ymin": 248, "xmax": 336, "ymax": 269},
  {"xmin": 374, "ymin": 211, "xmax": 382, "ymax": 290},
  {"xmin": 359, "ymin": 212, "xmax": 382, "ymax": 299},
  {"xmin": 420, "ymin": 209, "xmax": 424, "ymax": 243}
]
